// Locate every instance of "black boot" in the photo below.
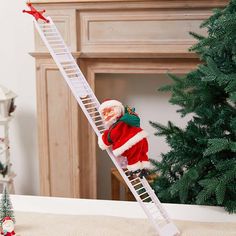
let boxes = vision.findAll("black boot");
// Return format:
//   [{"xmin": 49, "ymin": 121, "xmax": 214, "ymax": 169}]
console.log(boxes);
[
  {"xmin": 139, "ymin": 168, "xmax": 151, "ymax": 178},
  {"xmin": 128, "ymin": 169, "xmax": 142, "ymax": 179}
]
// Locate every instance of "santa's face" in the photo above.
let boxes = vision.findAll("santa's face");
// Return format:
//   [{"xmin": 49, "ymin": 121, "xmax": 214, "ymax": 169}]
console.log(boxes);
[
  {"xmin": 2, "ymin": 220, "xmax": 14, "ymax": 232},
  {"xmin": 102, "ymin": 106, "xmax": 122, "ymax": 127}
]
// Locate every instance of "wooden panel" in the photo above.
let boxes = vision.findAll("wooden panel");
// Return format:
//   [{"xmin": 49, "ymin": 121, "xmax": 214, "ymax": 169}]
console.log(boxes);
[
  {"xmin": 35, "ymin": 9, "xmax": 77, "ymax": 51},
  {"xmin": 46, "ymin": 69, "xmax": 72, "ymax": 196},
  {"xmin": 80, "ymin": 10, "xmax": 209, "ymax": 54},
  {"xmin": 36, "ymin": 59, "xmax": 80, "ymax": 197},
  {"xmin": 31, "ymin": 0, "xmax": 228, "ymax": 8}
]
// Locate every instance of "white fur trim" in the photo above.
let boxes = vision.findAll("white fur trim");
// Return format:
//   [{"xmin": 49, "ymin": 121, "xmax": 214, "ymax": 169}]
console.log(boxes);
[
  {"xmin": 127, "ymin": 161, "xmax": 141, "ymax": 171},
  {"xmin": 113, "ymin": 130, "xmax": 148, "ymax": 156},
  {"xmin": 141, "ymin": 161, "xmax": 151, "ymax": 169},
  {"xmin": 98, "ymin": 136, "xmax": 110, "ymax": 150},
  {"xmin": 99, "ymin": 100, "xmax": 124, "ymax": 114}
]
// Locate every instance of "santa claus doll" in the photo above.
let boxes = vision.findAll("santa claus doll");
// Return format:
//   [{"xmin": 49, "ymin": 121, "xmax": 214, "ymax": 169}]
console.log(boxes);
[
  {"xmin": 98, "ymin": 99, "xmax": 150, "ymax": 178},
  {"xmin": 1, "ymin": 217, "xmax": 15, "ymax": 236}
]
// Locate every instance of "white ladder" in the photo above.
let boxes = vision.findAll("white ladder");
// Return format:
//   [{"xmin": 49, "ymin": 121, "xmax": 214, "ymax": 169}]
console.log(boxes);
[{"xmin": 34, "ymin": 17, "xmax": 180, "ymax": 236}]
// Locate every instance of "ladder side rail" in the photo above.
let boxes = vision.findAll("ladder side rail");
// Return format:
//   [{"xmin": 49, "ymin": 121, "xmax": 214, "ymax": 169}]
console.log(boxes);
[
  {"xmin": 141, "ymin": 178, "xmax": 171, "ymax": 222},
  {"xmin": 35, "ymin": 17, "xmax": 180, "ymax": 236},
  {"xmin": 45, "ymin": 17, "xmax": 101, "ymax": 112},
  {"xmin": 106, "ymin": 149, "xmax": 162, "ymax": 231},
  {"xmin": 34, "ymin": 19, "xmax": 102, "ymax": 136},
  {"xmin": 45, "ymin": 17, "xmax": 102, "ymax": 134}
]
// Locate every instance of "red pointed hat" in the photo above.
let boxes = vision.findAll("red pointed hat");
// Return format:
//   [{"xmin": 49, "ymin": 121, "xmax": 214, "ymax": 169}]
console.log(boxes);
[
  {"xmin": 99, "ymin": 99, "xmax": 124, "ymax": 114},
  {"xmin": 2, "ymin": 216, "xmax": 12, "ymax": 222}
]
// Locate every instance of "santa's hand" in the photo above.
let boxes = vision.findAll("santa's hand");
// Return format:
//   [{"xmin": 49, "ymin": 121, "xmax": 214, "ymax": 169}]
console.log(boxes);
[{"xmin": 98, "ymin": 135, "xmax": 110, "ymax": 150}]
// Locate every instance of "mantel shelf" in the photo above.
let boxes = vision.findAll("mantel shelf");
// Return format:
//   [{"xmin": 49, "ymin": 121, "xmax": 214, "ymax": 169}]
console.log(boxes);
[
  {"xmin": 30, "ymin": 51, "xmax": 199, "ymax": 59},
  {"xmin": 30, "ymin": 52, "xmax": 81, "ymax": 58},
  {"xmin": 31, "ymin": 0, "xmax": 228, "ymax": 8}
]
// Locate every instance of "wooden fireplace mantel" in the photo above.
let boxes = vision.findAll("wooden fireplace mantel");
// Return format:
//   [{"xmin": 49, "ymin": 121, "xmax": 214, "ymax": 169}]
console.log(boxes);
[{"xmin": 32, "ymin": 0, "xmax": 228, "ymax": 199}]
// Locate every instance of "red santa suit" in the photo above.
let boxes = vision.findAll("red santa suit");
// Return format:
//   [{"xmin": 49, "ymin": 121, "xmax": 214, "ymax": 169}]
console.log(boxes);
[
  {"xmin": 1, "ymin": 217, "xmax": 15, "ymax": 236},
  {"xmin": 98, "ymin": 101, "xmax": 150, "ymax": 171},
  {"xmin": 1, "ymin": 232, "xmax": 15, "ymax": 236}
]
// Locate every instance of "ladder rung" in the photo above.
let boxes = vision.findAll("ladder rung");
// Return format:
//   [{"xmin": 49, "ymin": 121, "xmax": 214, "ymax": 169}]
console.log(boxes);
[
  {"xmin": 42, "ymin": 28, "xmax": 56, "ymax": 32},
  {"xmin": 39, "ymin": 24, "xmax": 52, "ymax": 28},
  {"xmin": 52, "ymin": 48, "xmax": 68, "ymax": 52},
  {"xmin": 73, "ymin": 86, "xmax": 88, "ymax": 92},
  {"xmin": 39, "ymin": 25, "xmax": 51, "ymax": 28},
  {"xmin": 68, "ymin": 75, "xmax": 82, "ymax": 80},
  {"xmin": 91, "ymin": 115, "xmax": 101, "ymax": 119},
  {"xmin": 43, "ymin": 30, "xmax": 56, "ymax": 34},
  {"xmin": 139, "ymin": 191, "xmax": 148, "ymax": 197},
  {"xmin": 52, "ymin": 45, "xmax": 66, "ymax": 49},
  {"xmin": 94, "ymin": 120, "xmax": 103, "ymax": 124},
  {"xmin": 70, "ymin": 79, "xmax": 84, "ymax": 84},
  {"xmin": 63, "ymin": 65, "xmax": 77, "ymax": 70},
  {"xmin": 52, "ymin": 45, "xmax": 65, "ymax": 49},
  {"xmin": 73, "ymin": 87, "xmax": 87, "ymax": 93},
  {"xmin": 84, "ymin": 101, "xmax": 97, "ymax": 106},
  {"xmin": 89, "ymin": 110, "xmax": 100, "ymax": 115},
  {"xmin": 66, "ymin": 72, "xmax": 78, "ymax": 76},
  {"xmin": 130, "ymin": 178, "xmax": 139, "ymax": 183},
  {"xmin": 64, "ymin": 68, "xmax": 76, "ymax": 72},
  {"xmin": 61, "ymin": 60, "xmax": 74, "ymax": 65},
  {"xmin": 46, "ymin": 36, "xmax": 60, "ymax": 39},
  {"xmin": 136, "ymin": 186, "xmax": 145, "ymax": 192},
  {"xmin": 54, "ymin": 47, "xmax": 67, "ymax": 50},
  {"xmin": 142, "ymin": 196, "xmax": 151, "ymax": 202},
  {"xmin": 44, "ymin": 32, "xmax": 57, "ymax": 36},
  {"xmin": 96, "ymin": 124, "xmax": 105, "ymax": 128},
  {"xmin": 81, "ymin": 97, "xmax": 93, "ymax": 102},
  {"xmin": 56, "ymin": 52, "xmax": 69, "ymax": 56},
  {"xmin": 55, "ymin": 52, "xmax": 68, "ymax": 55},
  {"xmin": 132, "ymin": 182, "xmax": 142, "ymax": 187},
  {"xmin": 49, "ymin": 40, "xmax": 63, "ymax": 43},
  {"xmin": 42, "ymin": 28, "xmax": 56, "ymax": 31},
  {"xmin": 46, "ymin": 34, "xmax": 59, "ymax": 38},
  {"xmin": 86, "ymin": 106, "xmax": 97, "ymax": 110},
  {"xmin": 55, "ymin": 51, "xmax": 68, "ymax": 54}
]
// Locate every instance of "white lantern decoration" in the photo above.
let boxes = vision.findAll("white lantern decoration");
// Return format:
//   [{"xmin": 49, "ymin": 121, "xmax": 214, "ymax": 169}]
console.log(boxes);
[
  {"xmin": 0, "ymin": 85, "xmax": 17, "ymax": 120},
  {"xmin": 0, "ymin": 85, "xmax": 17, "ymax": 193}
]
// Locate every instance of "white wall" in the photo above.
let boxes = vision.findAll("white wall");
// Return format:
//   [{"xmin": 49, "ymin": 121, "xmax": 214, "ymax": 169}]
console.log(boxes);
[{"xmin": 0, "ymin": 1, "xmax": 38, "ymax": 195}]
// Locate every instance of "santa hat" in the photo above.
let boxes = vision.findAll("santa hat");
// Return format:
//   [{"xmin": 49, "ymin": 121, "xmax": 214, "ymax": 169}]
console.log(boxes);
[
  {"xmin": 2, "ymin": 217, "xmax": 12, "ymax": 223},
  {"xmin": 99, "ymin": 99, "xmax": 124, "ymax": 114}
]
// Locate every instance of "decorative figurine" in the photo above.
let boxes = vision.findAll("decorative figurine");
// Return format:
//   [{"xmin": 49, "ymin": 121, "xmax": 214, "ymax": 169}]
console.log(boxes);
[
  {"xmin": 98, "ymin": 99, "xmax": 150, "ymax": 177},
  {"xmin": 1, "ymin": 217, "xmax": 15, "ymax": 236},
  {"xmin": 23, "ymin": 2, "xmax": 49, "ymax": 23},
  {"xmin": 0, "ymin": 85, "xmax": 17, "ymax": 193}
]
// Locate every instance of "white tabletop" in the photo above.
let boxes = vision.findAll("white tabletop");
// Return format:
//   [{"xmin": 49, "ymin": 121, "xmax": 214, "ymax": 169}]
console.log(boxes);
[{"xmin": 10, "ymin": 194, "xmax": 236, "ymax": 223}]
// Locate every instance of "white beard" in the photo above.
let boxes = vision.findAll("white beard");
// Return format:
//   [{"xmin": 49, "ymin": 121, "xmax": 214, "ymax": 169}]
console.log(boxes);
[{"xmin": 104, "ymin": 106, "xmax": 122, "ymax": 128}]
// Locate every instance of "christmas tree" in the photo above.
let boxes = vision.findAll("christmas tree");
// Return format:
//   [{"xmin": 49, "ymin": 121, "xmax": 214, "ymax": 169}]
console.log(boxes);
[
  {"xmin": 150, "ymin": 0, "xmax": 236, "ymax": 213},
  {"xmin": 0, "ymin": 186, "xmax": 15, "ymax": 225}
]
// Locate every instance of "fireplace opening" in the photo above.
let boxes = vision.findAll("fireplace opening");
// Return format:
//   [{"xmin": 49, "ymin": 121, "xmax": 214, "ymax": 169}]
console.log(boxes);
[{"xmin": 95, "ymin": 73, "xmax": 191, "ymax": 200}]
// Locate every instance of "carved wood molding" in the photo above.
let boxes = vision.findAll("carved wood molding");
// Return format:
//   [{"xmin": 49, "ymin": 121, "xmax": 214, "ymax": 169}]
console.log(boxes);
[
  {"xmin": 83, "ymin": 58, "xmax": 199, "ymax": 76},
  {"xmin": 32, "ymin": 0, "xmax": 228, "ymax": 9},
  {"xmin": 30, "ymin": 52, "xmax": 81, "ymax": 58},
  {"xmin": 30, "ymin": 51, "xmax": 198, "ymax": 59}
]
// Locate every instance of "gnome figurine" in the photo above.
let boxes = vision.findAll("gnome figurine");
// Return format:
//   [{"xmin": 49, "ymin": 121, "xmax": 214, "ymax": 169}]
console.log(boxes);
[
  {"xmin": 98, "ymin": 99, "xmax": 150, "ymax": 177},
  {"xmin": 1, "ymin": 217, "xmax": 15, "ymax": 236}
]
